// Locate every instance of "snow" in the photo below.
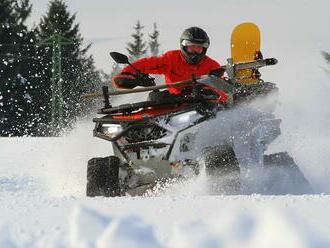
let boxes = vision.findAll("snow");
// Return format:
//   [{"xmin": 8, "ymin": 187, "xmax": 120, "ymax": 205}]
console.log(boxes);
[
  {"xmin": 2, "ymin": 71, "xmax": 330, "ymax": 247},
  {"xmin": 69, "ymin": 206, "xmax": 111, "ymax": 247},
  {"xmin": 1, "ymin": 122, "xmax": 330, "ymax": 247},
  {"xmin": 23, "ymin": 93, "xmax": 32, "ymax": 103},
  {"xmin": 1, "ymin": 184, "xmax": 330, "ymax": 247}
]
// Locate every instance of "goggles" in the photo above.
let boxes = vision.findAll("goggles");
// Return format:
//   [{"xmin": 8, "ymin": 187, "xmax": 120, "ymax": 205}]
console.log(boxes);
[{"xmin": 181, "ymin": 39, "xmax": 209, "ymax": 49}]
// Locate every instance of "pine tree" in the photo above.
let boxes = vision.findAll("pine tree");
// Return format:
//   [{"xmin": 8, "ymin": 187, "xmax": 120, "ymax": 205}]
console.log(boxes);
[
  {"xmin": 126, "ymin": 20, "xmax": 147, "ymax": 61},
  {"xmin": 149, "ymin": 23, "xmax": 160, "ymax": 56},
  {"xmin": 35, "ymin": 0, "xmax": 100, "ymax": 135},
  {"xmin": 0, "ymin": 0, "xmax": 37, "ymax": 136}
]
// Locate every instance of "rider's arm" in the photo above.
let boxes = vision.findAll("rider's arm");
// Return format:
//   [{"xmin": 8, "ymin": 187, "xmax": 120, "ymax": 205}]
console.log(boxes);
[
  {"xmin": 112, "ymin": 52, "xmax": 170, "ymax": 89},
  {"xmin": 207, "ymin": 58, "xmax": 223, "ymax": 77},
  {"xmin": 122, "ymin": 53, "xmax": 169, "ymax": 75}
]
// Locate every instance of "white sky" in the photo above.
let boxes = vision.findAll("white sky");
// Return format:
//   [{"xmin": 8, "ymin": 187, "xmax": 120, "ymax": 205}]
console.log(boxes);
[{"xmin": 27, "ymin": 0, "xmax": 330, "ymax": 73}]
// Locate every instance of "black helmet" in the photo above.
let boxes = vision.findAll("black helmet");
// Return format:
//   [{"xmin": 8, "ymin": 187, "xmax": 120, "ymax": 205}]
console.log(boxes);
[{"xmin": 180, "ymin": 27, "xmax": 210, "ymax": 64}]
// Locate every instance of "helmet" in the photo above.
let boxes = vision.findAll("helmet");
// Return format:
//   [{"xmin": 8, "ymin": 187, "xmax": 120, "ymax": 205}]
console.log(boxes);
[{"xmin": 180, "ymin": 27, "xmax": 210, "ymax": 64}]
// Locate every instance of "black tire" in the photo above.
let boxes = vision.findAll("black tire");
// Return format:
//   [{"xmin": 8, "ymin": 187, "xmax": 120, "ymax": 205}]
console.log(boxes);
[
  {"xmin": 263, "ymin": 152, "xmax": 312, "ymax": 194},
  {"xmin": 86, "ymin": 156, "xmax": 121, "ymax": 197},
  {"xmin": 202, "ymin": 145, "xmax": 240, "ymax": 194},
  {"xmin": 264, "ymin": 152, "xmax": 295, "ymax": 168}
]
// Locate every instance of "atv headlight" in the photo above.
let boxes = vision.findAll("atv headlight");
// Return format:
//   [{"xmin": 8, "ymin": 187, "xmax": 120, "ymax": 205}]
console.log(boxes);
[
  {"xmin": 169, "ymin": 111, "xmax": 201, "ymax": 127},
  {"xmin": 100, "ymin": 124, "xmax": 123, "ymax": 138}
]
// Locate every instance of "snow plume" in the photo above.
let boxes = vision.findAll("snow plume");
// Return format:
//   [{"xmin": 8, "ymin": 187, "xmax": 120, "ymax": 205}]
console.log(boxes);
[
  {"xmin": 146, "ymin": 164, "xmax": 208, "ymax": 197},
  {"xmin": 269, "ymin": 54, "xmax": 330, "ymax": 193},
  {"xmin": 0, "ymin": 119, "xmax": 111, "ymax": 197},
  {"xmin": 39, "ymin": 119, "xmax": 112, "ymax": 197},
  {"xmin": 192, "ymin": 90, "xmax": 311, "ymax": 195}
]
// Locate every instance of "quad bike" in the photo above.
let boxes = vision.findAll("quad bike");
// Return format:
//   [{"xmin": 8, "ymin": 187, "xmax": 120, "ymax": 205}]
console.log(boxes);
[
  {"xmin": 85, "ymin": 23, "xmax": 311, "ymax": 197},
  {"xmin": 84, "ymin": 51, "xmax": 311, "ymax": 197}
]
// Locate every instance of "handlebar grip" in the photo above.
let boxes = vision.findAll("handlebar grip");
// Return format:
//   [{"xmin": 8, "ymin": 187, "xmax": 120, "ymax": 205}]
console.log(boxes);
[{"xmin": 265, "ymin": 58, "xmax": 278, "ymax": 66}]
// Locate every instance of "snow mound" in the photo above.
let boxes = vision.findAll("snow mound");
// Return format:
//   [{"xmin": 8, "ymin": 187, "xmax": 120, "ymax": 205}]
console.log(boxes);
[
  {"xmin": 0, "ymin": 175, "xmax": 37, "ymax": 193},
  {"xmin": 96, "ymin": 215, "xmax": 161, "ymax": 248},
  {"xmin": 0, "ymin": 224, "xmax": 15, "ymax": 248},
  {"xmin": 69, "ymin": 206, "xmax": 162, "ymax": 248},
  {"xmin": 1, "ymin": 204, "xmax": 324, "ymax": 248},
  {"xmin": 167, "ymin": 207, "xmax": 330, "ymax": 248},
  {"xmin": 69, "ymin": 206, "xmax": 111, "ymax": 247}
]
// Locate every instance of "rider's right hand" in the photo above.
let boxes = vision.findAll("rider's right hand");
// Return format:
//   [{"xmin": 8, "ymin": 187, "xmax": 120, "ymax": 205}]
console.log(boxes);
[
  {"xmin": 135, "ymin": 72, "xmax": 156, "ymax": 87},
  {"xmin": 112, "ymin": 72, "xmax": 155, "ymax": 89}
]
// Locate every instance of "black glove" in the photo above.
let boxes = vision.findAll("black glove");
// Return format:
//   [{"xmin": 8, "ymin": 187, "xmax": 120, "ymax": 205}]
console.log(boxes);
[
  {"xmin": 209, "ymin": 67, "xmax": 226, "ymax": 77},
  {"xmin": 135, "ymin": 72, "xmax": 156, "ymax": 87},
  {"xmin": 112, "ymin": 72, "xmax": 155, "ymax": 89}
]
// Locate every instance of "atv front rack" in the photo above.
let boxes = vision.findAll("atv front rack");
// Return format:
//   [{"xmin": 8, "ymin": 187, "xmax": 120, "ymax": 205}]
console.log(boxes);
[{"xmin": 98, "ymin": 95, "xmax": 219, "ymax": 115}]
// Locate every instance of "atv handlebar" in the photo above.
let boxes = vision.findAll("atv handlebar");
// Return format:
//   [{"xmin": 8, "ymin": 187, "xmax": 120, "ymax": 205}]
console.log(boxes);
[
  {"xmin": 265, "ymin": 58, "xmax": 278, "ymax": 66},
  {"xmin": 81, "ymin": 78, "xmax": 194, "ymax": 99}
]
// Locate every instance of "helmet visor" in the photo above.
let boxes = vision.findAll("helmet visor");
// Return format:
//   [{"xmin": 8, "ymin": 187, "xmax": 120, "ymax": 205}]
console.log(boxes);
[{"xmin": 181, "ymin": 39, "xmax": 209, "ymax": 49}]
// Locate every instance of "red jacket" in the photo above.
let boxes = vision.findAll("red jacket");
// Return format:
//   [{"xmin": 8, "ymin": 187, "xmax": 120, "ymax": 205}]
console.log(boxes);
[{"xmin": 119, "ymin": 50, "xmax": 221, "ymax": 94}]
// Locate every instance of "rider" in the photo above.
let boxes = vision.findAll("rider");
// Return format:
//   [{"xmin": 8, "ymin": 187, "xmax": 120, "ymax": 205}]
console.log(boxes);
[{"xmin": 112, "ymin": 27, "xmax": 222, "ymax": 95}]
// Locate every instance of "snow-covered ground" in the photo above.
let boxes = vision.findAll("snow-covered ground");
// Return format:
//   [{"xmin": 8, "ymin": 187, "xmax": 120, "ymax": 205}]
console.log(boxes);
[{"xmin": 1, "ymin": 116, "xmax": 330, "ymax": 247}]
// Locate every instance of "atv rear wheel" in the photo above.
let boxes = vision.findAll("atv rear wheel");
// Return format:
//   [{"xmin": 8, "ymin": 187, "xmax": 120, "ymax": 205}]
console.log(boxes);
[
  {"xmin": 202, "ymin": 145, "xmax": 240, "ymax": 194},
  {"xmin": 263, "ymin": 152, "xmax": 312, "ymax": 194},
  {"xmin": 86, "ymin": 156, "xmax": 120, "ymax": 197}
]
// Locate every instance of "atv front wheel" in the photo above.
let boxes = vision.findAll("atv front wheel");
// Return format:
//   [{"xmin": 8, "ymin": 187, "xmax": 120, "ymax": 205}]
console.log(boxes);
[
  {"xmin": 86, "ymin": 156, "xmax": 120, "ymax": 197},
  {"xmin": 202, "ymin": 145, "xmax": 240, "ymax": 194}
]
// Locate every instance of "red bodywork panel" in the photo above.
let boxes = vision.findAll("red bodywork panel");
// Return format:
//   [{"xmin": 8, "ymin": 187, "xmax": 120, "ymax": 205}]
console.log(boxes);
[{"xmin": 111, "ymin": 105, "xmax": 188, "ymax": 120}]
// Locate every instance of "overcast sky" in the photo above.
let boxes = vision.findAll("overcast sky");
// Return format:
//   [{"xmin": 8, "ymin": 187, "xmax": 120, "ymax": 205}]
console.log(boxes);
[{"xmin": 27, "ymin": 0, "xmax": 330, "ymax": 74}]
